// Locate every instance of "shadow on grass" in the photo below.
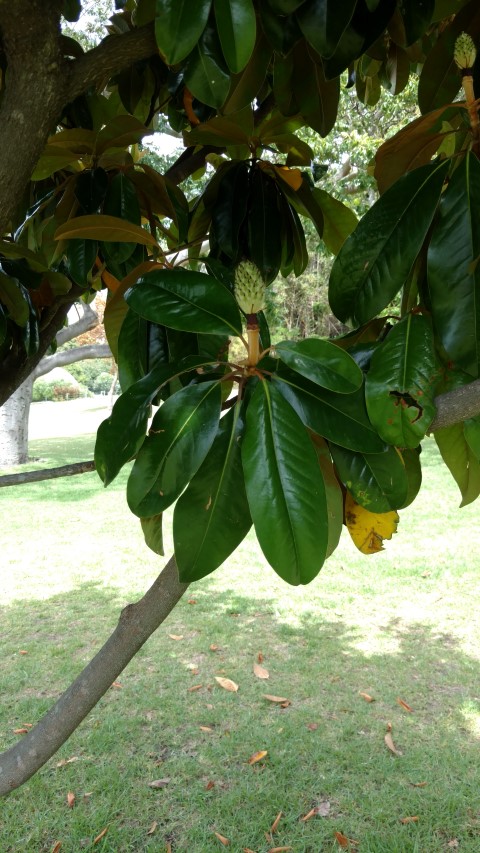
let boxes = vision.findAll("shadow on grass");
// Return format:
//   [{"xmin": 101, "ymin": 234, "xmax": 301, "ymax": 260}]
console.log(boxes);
[{"xmin": 1, "ymin": 580, "xmax": 479, "ymax": 851}]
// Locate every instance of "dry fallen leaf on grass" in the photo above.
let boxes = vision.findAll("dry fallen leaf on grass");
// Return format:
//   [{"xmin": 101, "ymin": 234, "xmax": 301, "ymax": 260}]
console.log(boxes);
[
  {"xmin": 166, "ymin": 843, "xmax": 172, "ymax": 853},
  {"xmin": 447, "ymin": 840, "xmax": 459, "ymax": 848},
  {"xmin": 56, "ymin": 756, "xmax": 78, "ymax": 768},
  {"xmin": 301, "ymin": 808, "xmax": 316, "ymax": 822},
  {"xmin": 334, "ymin": 830, "xmax": 359, "ymax": 848},
  {"xmin": 93, "ymin": 827, "xmax": 109, "ymax": 845},
  {"xmin": 168, "ymin": 634, "xmax": 183, "ymax": 641},
  {"xmin": 248, "ymin": 749, "xmax": 268, "ymax": 765},
  {"xmin": 257, "ymin": 652, "xmax": 264, "ymax": 663},
  {"xmin": 148, "ymin": 778, "xmax": 171, "ymax": 788},
  {"xmin": 210, "ymin": 643, "xmax": 221, "ymax": 651},
  {"xmin": 188, "ymin": 598, "xmax": 197, "ymax": 604},
  {"xmin": 400, "ymin": 816, "xmax": 419, "ymax": 824},
  {"xmin": 267, "ymin": 847, "xmax": 293, "ymax": 852},
  {"xmin": 384, "ymin": 721, "xmax": 403, "ymax": 756},
  {"xmin": 200, "ymin": 725, "xmax": 214, "ymax": 732},
  {"xmin": 51, "ymin": 843, "xmax": 62, "ymax": 853},
  {"xmin": 409, "ymin": 781, "xmax": 427, "ymax": 788},
  {"xmin": 18, "ymin": 650, "xmax": 28, "ymax": 655},
  {"xmin": 205, "ymin": 780, "xmax": 215, "ymax": 790},
  {"xmin": 111, "ymin": 681, "xmax": 122, "ymax": 689},
  {"xmin": 187, "ymin": 684, "xmax": 203, "ymax": 692},
  {"xmin": 253, "ymin": 662, "xmax": 269, "ymax": 679},
  {"xmin": 397, "ymin": 698, "xmax": 413, "ymax": 712},
  {"xmin": 243, "ymin": 848, "xmax": 257, "ymax": 853},
  {"xmin": 214, "ymin": 676, "xmax": 239, "ymax": 692},
  {"xmin": 13, "ymin": 728, "xmax": 29, "ymax": 735},
  {"xmin": 146, "ymin": 821, "xmax": 157, "ymax": 835},
  {"xmin": 306, "ymin": 722, "xmax": 318, "ymax": 731},
  {"xmin": 359, "ymin": 692, "xmax": 375, "ymax": 702},
  {"xmin": 213, "ymin": 830, "xmax": 230, "ymax": 846},
  {"xmin": 270, "ymin": 811, "xmax": 282, "ymax": 833},
  {"xmin": 66, "ymin": 791, "xmax": 75, "ymax": 808},
  {"xmin": 263, "ymin": 694, "xmax": 290, "ymax": 704}
]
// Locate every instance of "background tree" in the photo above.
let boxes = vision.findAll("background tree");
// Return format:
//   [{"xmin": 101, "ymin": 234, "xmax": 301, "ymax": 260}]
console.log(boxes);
[{"xmin": 1, "ymin": 0, "xmax": 480, "ymax": 795}]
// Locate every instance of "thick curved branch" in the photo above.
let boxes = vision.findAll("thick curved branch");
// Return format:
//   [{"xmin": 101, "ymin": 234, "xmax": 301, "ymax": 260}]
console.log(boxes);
[
  {"xmin": 0, "ymin": 555, "xmax": 188, "ymax": 796},
  {"xmin": 430, "ymin": 378, "xmax": 480, "ymax": 432},
  {"xmin": 34, "ymin": 343, "xmax": 112, "ymax": 379},
  {"xmin": 66, "ymin": 23, "xmax": 158, "ymax": 103}
]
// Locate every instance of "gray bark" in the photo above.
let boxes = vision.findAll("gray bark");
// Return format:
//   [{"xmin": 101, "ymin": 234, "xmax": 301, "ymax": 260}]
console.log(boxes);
[{"xmin": 0, "ymin": 556, "xmax": 188, "ymax": 796}]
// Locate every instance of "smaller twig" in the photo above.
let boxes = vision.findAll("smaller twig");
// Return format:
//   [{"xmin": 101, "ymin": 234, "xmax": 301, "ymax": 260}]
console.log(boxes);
[{"xmin": 0, "ymin": 460, "xmax": 95, "ymax": 488}]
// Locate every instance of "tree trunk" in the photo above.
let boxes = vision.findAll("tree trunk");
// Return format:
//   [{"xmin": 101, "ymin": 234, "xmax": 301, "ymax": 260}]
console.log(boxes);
[
  {"xmin": 0, "ymin": 376, "xmax": 34, "ymax": 465},
  {"xmin": 0, "ymin": 555, "xmax": 188, "ymax": 796}
]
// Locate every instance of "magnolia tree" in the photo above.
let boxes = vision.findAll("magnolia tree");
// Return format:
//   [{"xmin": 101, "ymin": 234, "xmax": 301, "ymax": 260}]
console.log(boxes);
[{"xmin": 1, "ymin": 0, "xmax": 480, "ymax": 795}]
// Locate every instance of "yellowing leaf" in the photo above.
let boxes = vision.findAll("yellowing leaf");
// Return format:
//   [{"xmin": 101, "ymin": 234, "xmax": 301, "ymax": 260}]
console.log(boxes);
[
  {"xmin": 214, "ymin": 676, "xmax": 239, "ymax": 692},
  {"xmin": 345, "ymin": 491, "xmax": 399, "ymax": 554},
  {"xmin": 253, "ymin": 662, "xmax": 269, "ymax": 679},
  {"xmin": 54, "ymin": 215, "xmax": 158, "ymax": 247},
  {"xmin": 248, "ymin": 749, "xmax": 268, "ymax": 765},
  {"xmin": 273, "ymin": 165, "xmax": 303, "ymax": 190}
]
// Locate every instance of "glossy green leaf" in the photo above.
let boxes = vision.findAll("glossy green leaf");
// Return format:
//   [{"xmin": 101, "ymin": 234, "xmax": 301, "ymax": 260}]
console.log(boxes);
[
  {"xmin": 210, "ymin": 161, "xmax": 249, "ymax": 259},
  {"xmin": 435, "ymin": 423, "xmax": 480, "ymax": 507},
  {"xmin": 74, "ymin": 167, "xmax": 109, "ymax": 214},
  {"xmin": 184, "ymin": 40, "xmax": 231, "ymax": 109},
  {"xmin": 296, "ymin": 0, "xmax": 356, "ymax": 58},
  {"xmin": 329, "ymin": 160, "xmax": 449, "ymax": 325},
  {"xmin": 242, "ymin": 380, "xmax": 329, "ymax": 585},
  {"xmin": 312, "ymin": 188, "xmax": 358, "ymax": 255},
  {"xmin": 397, "ymin": 0, "xmax": 435, "ymax": 46},
  {"xmin": 95, "ymin": 361, "xmax": 186, "ymax": 486},
  {"xmin": 290, "ymin": 42, "xmax": 340, "ymax": 137},
  {"xmin": 174, "ymin": 400, "xmax": 251, "ymax": 581},
  {"xmin": 154, "ymin": 0, "xmax": 211, "ymax": 65},
  {"xmin": 310, "ymin": 433, "xmax": 343, "ymax": 558},
  {"xmin": 140, "ymin": 514, "xmax": 164, "ymax": 556},
  {"xmin": 464, "ymin": 416, "xmax": 480, "ymax": 462},
  {"xmin": 398, "ymin": 448, "xmax": 422, "ymax": 509},
  {"xmin": 330, "ymin": 443, "xmax": 409, "ymax": 512},
  {"xmin": 127, "ymin": 379, "xmax": 222, "ymax": 517},
  {"xmin": 428, "ymin": 153, "xmax": 480, "ymax": 377},
  {"xmin": 223, "ymin": 30, "xmax": 272, "ymax": 114},
  {"xmin": 125, "ymin": 269, "xmax": 243, "ymax": 336},
  {"xmin": 65, "ymin": 238, "xmax": 97, "ymax": 287},
  {"xmin": 365, "ymin": 314, "xmax": 437, "ymax": 448},
  {"xmin": 273, "ymin": 367, "xmax": 385, "ymax": 453},
  {"xmin": 275, "ymin": 338, "xmax": 363, "ymax": 394},
  {"xmin": 247, "ymin": 169, "xmax": 282, "ymax": 283},
  {"xmin": 102, "ymin": 173, "xmax": 141, "ymax": 264},
  {"xmin": 185, "ymin": 114, "xmax": 252, "ymax": 148},
  {"xmin": 31, "ymin": 146, "xmax": 80, "ymax": 181},
  {"xmin": 0, "ymin": 273, "xmax": 29, "ymax": 326},
  {"xmin": 214, "ymin": 0, "xmax": 256, "ymax": 73},
  {"xmin": 323, "ymin": 0, "xmax": 396, "ymax": 78},
  {"xmin": 95, "ymin": 114, "xmax": 151, "ymax": 154}
]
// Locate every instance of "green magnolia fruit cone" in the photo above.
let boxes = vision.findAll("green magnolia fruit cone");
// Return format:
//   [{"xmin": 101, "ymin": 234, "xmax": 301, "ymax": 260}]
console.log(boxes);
[
  {"xmin": 454, "ymin": 32, "xmax": 477, "ymax": 70},
  {"xmin": 234, "ymin": 260, "xmax": 266, "ymax": 315}
]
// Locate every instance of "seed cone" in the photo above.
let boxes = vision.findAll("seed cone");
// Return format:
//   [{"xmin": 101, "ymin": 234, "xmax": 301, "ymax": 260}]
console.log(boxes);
[
  {"xmin": 234, "ymin": 260, "xmax": 266, "ymax": 314},
  {"xmin": 454, "ymin": 32, "xmax": 477, "ymax": 70}
]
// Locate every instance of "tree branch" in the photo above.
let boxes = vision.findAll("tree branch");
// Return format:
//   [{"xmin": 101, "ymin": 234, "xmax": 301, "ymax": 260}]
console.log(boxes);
[
  {"xmin": 429, "ymin": 378, "xmax": 480, "ymax": 432},
  {"xmin": 34, "ymin": 343, "xmax": 112, "ymax": 379},
  {"xmin": 0, "ymin": 461, "xmax": 95, "ymax": 488},
  {"xmin": 66, "ymin": 24, "xmax": 158, "ymax": 103},
  {"xmin": 0, "ymin": 555, "xmax": 188, "ymax": 796},
  {"xmin": 55, "ymin": 303, "xmax": 99, "ymax": 346}
]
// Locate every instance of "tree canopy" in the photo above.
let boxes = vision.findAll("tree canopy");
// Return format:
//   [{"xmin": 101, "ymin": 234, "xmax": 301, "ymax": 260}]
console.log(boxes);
[{"xmin": 2, "ymin": 0, "xmax": 480, "ymax": 794}]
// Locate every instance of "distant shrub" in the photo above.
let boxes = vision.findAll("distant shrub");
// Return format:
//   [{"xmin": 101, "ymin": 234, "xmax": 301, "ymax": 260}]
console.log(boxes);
[
  {"xmin": 32, "ymin": 379, "xmax": 90, "ymax": 402},
  {"xmin": 92, "ymin": 372, "xmax": 115, "ymax": 394}
]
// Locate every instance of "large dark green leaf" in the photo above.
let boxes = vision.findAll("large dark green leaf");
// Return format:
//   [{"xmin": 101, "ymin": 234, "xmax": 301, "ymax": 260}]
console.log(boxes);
[
  {"xmin": 296, "ymin": 0, "xmax": 356, "ymax": 58},
  {"xmin": 275, "ymin": 338, "xmax": 363, "ymax": 393},
  {"xmin": 174, "ymin": 400, "xmax": 252, "ymax": 581},
  {"xmin": 396, "ymin": 0, "xmax": 435, "ymax": 46},
  {"xmin": 273, "ymin": 366, "xmax": 385, "ymax": 453},
  {"xmin": 329, "ymin": 160, "xmax": 449, "ymax": 325},
  {"xmin": 428, "ymin": 153, "xmax": 480, "ymax": 378},
  {"xmin": 330, "ymin": 443, "xmax": 409, "ymax": 512},
  {"xmin": 323, "ymin": 0, "xmax": 396, "ymax": 79},
  {"xmin": 210, "ymin": 160, "xmax": 250, "ymax": 260},
  {"xmin": 74, "ymin": 168, "xmax": 108, "ymax": 214},
  {"xmin": 184, "ymin": 36, "xmax": 231, "ymax": 109},
  {"xmin": 365, "ymin": 314, "xmax": 437, "ymax": 448},
  {"xmin": 435, "ymin": 423, "xmax": 480, "ymax": 507},
  {"xmin": 398, "ymin": 448, "xmax": 422, "ymax": 509},
  {"xmin": 247, "ymin": 169, "xmax": 282, "ymax": 283},
  {"xmin": 140, "ymin": 514, "xmax": 164, "ymax": 556},
  {"xmin": 127, "ymin": 380, "xmax": 222, "ymax": 517},
  {"xmin": 95, "ymin": 361, "xmax": 187, "ymax": 486},
  {"xmin": 66, "ymin": 238, "xmax": 98, "ymax": 287},
  {"xmin": 290, "ymin": 43, "xmax": 339, "ymax": 137},
  {"xmin": 125, "ymin": 269, "xmax": 243, "ymax": 336},
  {"xmin": 242, "ymin": 380, "xmax": 329, "ymax": 585},
  {"xmin": 214, "ymin": 0, "xmax": 256, "ymax": 72},
  {"xmin": 102, "ymin": 173, "xmax": 141, "ymax": 264},
  {"xmin": 310, "ymin": 433, "xmax": 343, "ymax": 557},
  {"xmin": 154, "ymin": 0, "xmax": 211, "ymax": 65},
  {"xmin": 312, "ymin": 188, "xmax": 358, "ymax": 254}
]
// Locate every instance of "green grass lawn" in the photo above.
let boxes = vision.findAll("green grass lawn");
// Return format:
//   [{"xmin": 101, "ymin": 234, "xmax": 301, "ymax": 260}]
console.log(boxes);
[{"xmin": 1, "ymin": 429, "xmax": 480, "ymax": 852}]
